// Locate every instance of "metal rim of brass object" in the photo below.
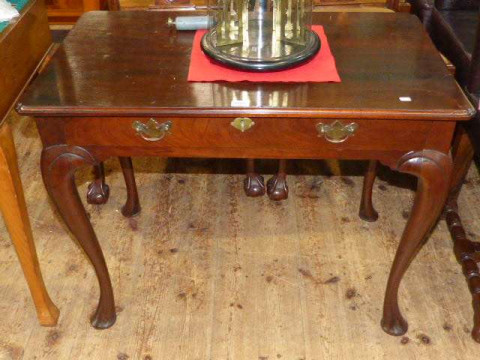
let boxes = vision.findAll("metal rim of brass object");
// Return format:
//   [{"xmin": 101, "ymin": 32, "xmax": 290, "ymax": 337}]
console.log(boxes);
[{"xmin": 201, "ymin": 29, "xmax": 321, "ymax": 72}]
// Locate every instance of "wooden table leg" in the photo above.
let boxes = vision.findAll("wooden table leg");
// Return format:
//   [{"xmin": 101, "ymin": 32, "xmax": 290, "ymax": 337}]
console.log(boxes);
[
  {"xmin": 86, "ymin": 162, "xmax": 110, "ymax": 205},
  {"xmin": 87, "ymin": 157, "xmax": 140, "ymax": 217},
  {"xmin": 381, "ymin": 150, "xmax": 452, "ymax": 336},
  {"xmin": 267, "ymin": 159, "xmax": 288, "ymax": 201},
  {"xmin": 41, "ymin": 145, "xmax": 116, "ymax": 329},
  {"xmin": 0, "ymin": 123, "xmax": 59, "ymax": 325},
  {"xmin": 119, "ymin": 157, "xmax": 141, "ymax": 217},
  {"xmin": 243, "ymin": 159, "xmax": 265, "ymax": 197},
  {"xmin": 359, "ymin": 160, "xmax": 379, "ymax": 222}
]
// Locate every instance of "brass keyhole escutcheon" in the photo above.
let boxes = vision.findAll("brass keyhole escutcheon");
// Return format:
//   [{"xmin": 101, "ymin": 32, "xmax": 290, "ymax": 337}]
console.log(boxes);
[
  {"xmin": 132, "ymin": 118, "xmax": 172, "ymax": 142},
  {"xmin": 316, "ymin": 120, "xmax": 358, "ymax": 143},
  {"xmin": 231, "ymin": 117, "xmax": 255, "ymax": 132}
]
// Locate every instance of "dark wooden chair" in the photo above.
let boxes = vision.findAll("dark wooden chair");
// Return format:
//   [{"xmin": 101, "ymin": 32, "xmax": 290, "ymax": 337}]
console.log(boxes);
[{"xmin": 359, "ymin": 0, "xmax": 480, "ymax": 342}]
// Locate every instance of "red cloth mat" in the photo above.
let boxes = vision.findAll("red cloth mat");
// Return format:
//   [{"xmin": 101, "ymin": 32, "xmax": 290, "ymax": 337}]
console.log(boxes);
[{"xmin": 188, "ymin": 25, "xmax": 341, "ymax": 83}]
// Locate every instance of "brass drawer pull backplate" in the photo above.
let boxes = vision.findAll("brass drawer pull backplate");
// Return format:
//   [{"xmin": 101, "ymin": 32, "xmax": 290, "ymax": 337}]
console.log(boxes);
[
  {"xmin": 316, "ymin": 120, "xmax": 358, "ymax": 143},
  {"xmin": 132, "ymin": 118, "xmax": 172, "ymax": 142},
  {"xmin": 231, "ymin": 117, "xmax": 255, "ymax": 132}
]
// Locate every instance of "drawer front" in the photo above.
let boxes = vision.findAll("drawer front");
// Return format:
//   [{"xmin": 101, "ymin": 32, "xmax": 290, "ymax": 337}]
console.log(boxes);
[{"xmin": 65, "ymin": 117, "xmax": 443, "ymax": 159}]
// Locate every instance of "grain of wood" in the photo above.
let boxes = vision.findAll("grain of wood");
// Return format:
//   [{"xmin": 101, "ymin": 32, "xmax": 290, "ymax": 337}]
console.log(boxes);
[{"xmin": 0, "ymin": 111, "xmax": 479, "ymax": 359}]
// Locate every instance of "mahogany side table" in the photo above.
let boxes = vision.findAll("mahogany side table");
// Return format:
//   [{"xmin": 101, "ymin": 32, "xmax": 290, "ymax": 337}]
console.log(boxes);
[{"xmin": 17, "ymin": 11, "xmax": 474, "ymax": 336}]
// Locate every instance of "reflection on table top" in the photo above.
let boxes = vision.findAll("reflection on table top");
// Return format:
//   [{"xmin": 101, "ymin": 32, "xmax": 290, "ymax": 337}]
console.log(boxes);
[{"xmin": 18, "ymin": 11, "xmax": 474, "ymax": 120}]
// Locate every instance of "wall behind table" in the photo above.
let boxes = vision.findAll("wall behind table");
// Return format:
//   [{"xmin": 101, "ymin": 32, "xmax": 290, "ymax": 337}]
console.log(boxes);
[
  {"xmin": 46, "ymin": 0, "xmax": 107, "ymax": 24},
  {"xmin": 46, "ymin": 0, "xmax": 410, "ymax": 25},
  {"xmin": 121, "ymin": 0, "xmax": 398, "ymax": 9}
]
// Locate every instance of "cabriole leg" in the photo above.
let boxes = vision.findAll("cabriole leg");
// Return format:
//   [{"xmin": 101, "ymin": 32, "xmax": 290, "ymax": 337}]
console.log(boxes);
[
  {"xmin": 243, "ymin": 159, "xmax": 265, "ymax": 197},
  {"xmin": 119, "ymin": 157, "xmax": 141, "ymax": 217},
  {"xmin": 381, "ymin": 150, "xmax": 452, "ymax": 336},
  {"xmin": 87, "ymin": 162, "xmax": 110, "ymax": 205},
  {"xmin": 267, "ymin": 159, "xmax": 288, "ymax": 201},
  {"xmin": 41, "ymin": 145, "xmax": 116, "ymax": 329},
  {"xmin": 359, "ymin": 160, "xmax": 379, "ymax": 222}
]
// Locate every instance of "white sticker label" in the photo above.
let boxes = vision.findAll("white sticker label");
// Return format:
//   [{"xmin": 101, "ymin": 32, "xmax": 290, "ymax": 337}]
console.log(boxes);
[
  {"xmin": 399, "ymin": 96, "xmax": 412, "ymax": 102},
  {"xmin": 231, "ymin": 99, "xmax": 250, "ymax": 107}
]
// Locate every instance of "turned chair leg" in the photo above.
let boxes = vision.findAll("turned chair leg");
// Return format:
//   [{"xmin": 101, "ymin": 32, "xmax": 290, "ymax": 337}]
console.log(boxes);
[
  {"xmin": 0, "ymin": 123, "xmax": 59, "ymax": 325},
  {"xmin": 267, "ymin": 159, "xmax": 288, "ymax": 201},
  {"xmin": 359, "ymin": 160, "xmax": 379, "ymax": 222},
  {"xmin": 86, "ymin": 157, "xmax": 141, "ymax": 218},
  {"xmin": 243, "ymin": 159, "xmax": 265, "ymax": 197},
  {"xmin": 444, "ymin": 126, "xmax": 480, "ymax": 343},
  {"xmin": 445, "ymin": 199, "xmax": 480, "ymax": 343}
]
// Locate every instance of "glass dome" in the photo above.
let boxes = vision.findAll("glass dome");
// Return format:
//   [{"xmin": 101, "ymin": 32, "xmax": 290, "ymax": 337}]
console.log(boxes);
[{"xmin": 201, "ymin": 0, "xmax": 320, "ymax": 71}]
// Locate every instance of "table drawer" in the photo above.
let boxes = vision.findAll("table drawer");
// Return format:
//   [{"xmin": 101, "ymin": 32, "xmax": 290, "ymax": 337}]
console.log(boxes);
[{"xmin": 65, "ymin": 116, "xmax": 445, "ymax": 159}]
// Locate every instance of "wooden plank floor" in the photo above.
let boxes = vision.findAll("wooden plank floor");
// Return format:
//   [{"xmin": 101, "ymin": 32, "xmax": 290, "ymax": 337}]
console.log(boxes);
[{"xmin": 1, "ymin": 112, "xmax": 480, "ymax": 359}]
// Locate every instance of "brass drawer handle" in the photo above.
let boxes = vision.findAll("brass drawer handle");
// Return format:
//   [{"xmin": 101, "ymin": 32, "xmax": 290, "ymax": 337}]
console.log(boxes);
[
  {"xmin": 132, "ymin": 119, "xmax": 172, "ymax": 142},
  {"xmin": 316, "ymin": 120, "xmax": 358, "ymax": 143},
  {"xmin": 231, "ymin": 117, "xmax": 255, "ymax": 132}
]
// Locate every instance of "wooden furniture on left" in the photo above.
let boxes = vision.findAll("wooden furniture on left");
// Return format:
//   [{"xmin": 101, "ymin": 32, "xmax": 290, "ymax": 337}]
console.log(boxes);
[{"xmin": 0, "ymin": 0, "xmax": 59, "ymax": 325}]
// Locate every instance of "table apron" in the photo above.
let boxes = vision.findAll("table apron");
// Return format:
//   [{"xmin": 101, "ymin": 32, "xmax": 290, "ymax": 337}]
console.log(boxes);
[{"xmin": 52, "ymin": 117, "xmax": 456, "ymax": 163}]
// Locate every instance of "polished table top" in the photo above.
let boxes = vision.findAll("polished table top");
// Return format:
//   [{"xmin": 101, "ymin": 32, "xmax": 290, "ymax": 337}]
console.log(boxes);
[{"xmin": 18, "ymin": 11, "xmax": 473, "ymax": 120}]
